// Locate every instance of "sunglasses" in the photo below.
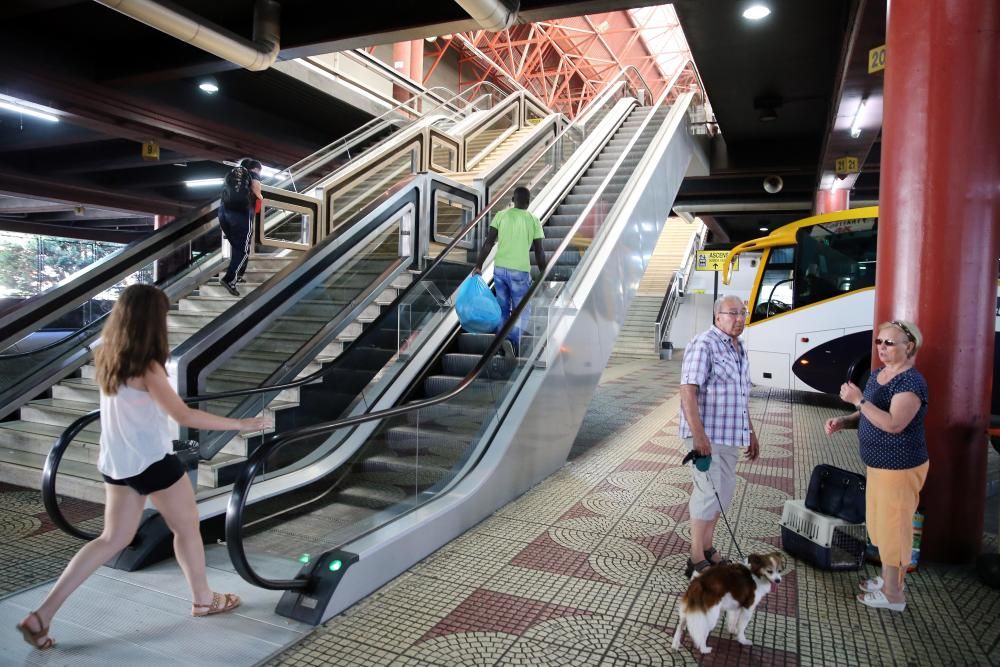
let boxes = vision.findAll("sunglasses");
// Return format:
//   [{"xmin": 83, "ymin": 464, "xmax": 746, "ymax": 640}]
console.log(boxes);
[{"xmin": 874, "ymin": 338, "xmax": 904, "ymax": 347}]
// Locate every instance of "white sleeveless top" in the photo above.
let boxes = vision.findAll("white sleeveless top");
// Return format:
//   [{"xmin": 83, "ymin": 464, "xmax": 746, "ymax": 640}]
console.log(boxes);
[{"xmin": 98, "ymin": 384, "xmax": 173, "ymax": 479}]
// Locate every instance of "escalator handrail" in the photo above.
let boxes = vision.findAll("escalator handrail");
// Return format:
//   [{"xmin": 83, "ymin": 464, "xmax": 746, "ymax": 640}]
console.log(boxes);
[
  {"xmin": 223, "ymin": 64, "xmax": 694, "ymax": 591},
  {"xmin": 0, "ymin": 199, "xmax": 221, "ymax": 352}
]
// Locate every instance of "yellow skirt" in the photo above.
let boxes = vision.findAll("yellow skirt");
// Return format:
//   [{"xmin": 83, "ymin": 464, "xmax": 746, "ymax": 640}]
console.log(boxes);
[{"xmin": 865, "ymin": 461, "xmax": 929, "ymax": 573}]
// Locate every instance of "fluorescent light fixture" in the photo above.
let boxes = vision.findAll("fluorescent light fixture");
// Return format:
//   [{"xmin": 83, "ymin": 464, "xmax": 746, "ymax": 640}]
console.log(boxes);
[
  {"xmin": 743, "ymin": 5, "xmax": 771, "ymax": 20},
  {"xmin": 759, "ymin": 227, "xmax": 769, "ymax": 232},
  {"xmin": 0, "ymin": 97, "xmax": 59, "ymax": 122},
  {"xmin": 185, "ymin": 178, "xmax": 224, "ymax": 187},
  {"xmin": 198, "ymin": 80, "xmax": 219, "ymax": 94},
  {"xmin": 850, "ymin": 98, "xmax": 867, "ymax": 138}
]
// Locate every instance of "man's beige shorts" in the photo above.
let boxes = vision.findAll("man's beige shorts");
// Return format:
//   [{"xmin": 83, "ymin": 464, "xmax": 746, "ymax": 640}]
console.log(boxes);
[{"xmin": 682, "ymin": 438, "xmax": 741, "ymax": 521}]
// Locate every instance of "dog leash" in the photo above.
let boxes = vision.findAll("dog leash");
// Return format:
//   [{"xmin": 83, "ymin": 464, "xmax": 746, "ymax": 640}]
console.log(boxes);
[{"xmin": 705, "ymin": 473, "xmax": 746, "ymax": 562}]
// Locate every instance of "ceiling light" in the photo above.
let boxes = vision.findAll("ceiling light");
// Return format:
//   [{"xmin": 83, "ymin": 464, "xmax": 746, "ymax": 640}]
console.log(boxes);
[
  {"xmin": 198, "ymin": 80, "xmax": 219, "ymax": 94},
  {"xmin": 425, "ymin": 35, "xmax": 438, "ymax": 42},
  {"xmin": 0, "ymin": 97, "xmax": 59, "ymax": 122},
  {"xmin": 849, "ymin": 98, "xmax": 867, "ymax": 138},
  {"xmin": 185, "ymin": 178, "xmax": 224, "ymax": 187},
  {"xmin": 759, "ymin": 226, "xmax": 769, "ymax": 232},
  {"xmin": 743, "ymin": 5, "xmax": 771, "ymax": 20}
]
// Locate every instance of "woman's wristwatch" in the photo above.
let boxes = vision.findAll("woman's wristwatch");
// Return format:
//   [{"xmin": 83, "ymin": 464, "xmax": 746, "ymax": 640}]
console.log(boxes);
[{"xmin": 855, "ymin": 398, "xmax": 866, "ymax": 409}]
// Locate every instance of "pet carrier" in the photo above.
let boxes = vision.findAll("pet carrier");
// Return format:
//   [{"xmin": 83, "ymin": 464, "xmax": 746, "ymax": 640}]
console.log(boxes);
[{"xmin": 780, "ymin": 499, "xmax": 866, "ymax": 571}]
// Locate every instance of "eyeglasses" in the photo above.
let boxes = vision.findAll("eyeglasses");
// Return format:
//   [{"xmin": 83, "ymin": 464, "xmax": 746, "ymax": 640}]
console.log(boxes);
[
  {"xmin": 719, "ymin": 310, "xmax": 749, "ymax": 317},
  {"xmin": 875, "ymin": 338, "xmax": 902, "ymax": 347}
]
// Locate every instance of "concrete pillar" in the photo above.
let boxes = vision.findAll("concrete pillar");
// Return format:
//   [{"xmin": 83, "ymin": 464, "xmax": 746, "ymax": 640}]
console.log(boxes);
[
  {"xmin": 874, "ymin": 0, "xmax": 999, "ymax": 562},
  {"xmin": 814, "ymin": 189, "xmax": 849, "ymax": 215}
]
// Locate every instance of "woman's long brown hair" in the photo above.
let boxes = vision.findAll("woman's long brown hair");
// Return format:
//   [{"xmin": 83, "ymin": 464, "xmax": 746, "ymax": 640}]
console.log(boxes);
[{"xmin": 94, "ymin": 284, "xmax": 170, "ymax": 395}]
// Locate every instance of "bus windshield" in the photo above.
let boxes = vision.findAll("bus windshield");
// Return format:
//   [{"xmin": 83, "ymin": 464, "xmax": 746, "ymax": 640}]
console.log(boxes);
[
  {"xmin": 794, "ymin": 217, "xmax": 877, "ymax": 309},
  {"xmin": 750, "ymin": 216, "xmax": 877, "ymax": 322}
]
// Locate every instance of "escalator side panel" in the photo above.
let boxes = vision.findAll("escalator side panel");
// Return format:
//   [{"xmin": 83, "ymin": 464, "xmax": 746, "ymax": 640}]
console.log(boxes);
[{"xmin": 313, "ymin": 96, "xmax": 700, "ymax": 623}]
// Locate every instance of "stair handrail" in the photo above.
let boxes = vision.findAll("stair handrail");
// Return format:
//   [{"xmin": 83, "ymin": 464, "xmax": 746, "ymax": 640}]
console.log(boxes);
[
  {"xmin": 654, "ymin": 221, "xmax": 707, "ymax": 354},
  {"xmin": 222, "ymin": 65, "xmax": 690, "ymax": 592},
  {"xmin": 272, "ymin": 85, "xmax": 492, "ymax": 192}
]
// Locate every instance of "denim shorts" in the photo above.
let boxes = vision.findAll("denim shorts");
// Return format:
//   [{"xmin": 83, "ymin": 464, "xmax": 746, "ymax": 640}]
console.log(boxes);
[{"xmin": 102, "ymin": 454, "xmax": 186, "ymax": 495}]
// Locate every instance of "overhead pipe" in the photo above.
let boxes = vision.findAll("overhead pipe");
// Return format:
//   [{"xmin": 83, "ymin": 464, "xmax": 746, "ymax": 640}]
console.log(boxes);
[
  {"xmin": 454, "ymin": 0, "xmax": 518, "ymax": 32},
  {"xmin": 93, "ymin": 0, "xmax": 281, "ymax": 71}
]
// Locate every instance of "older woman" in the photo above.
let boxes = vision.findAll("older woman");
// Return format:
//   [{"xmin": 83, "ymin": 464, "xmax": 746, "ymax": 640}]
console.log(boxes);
[{"xmin": 824, "ymin": 320, "xmax": 929, "ymax": 612}]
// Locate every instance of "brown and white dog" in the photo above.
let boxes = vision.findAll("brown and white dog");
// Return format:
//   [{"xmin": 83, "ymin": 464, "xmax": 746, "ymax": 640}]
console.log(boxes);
[{"xmin": 671, "ymin": 552, "xmax": 785, "ymax": 654}]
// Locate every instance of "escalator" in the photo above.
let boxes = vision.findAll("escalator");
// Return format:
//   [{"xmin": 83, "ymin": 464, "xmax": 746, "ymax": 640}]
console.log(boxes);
[{"xmin": 212, "ymin": 66, "xmax": 707, "ymax": 626}]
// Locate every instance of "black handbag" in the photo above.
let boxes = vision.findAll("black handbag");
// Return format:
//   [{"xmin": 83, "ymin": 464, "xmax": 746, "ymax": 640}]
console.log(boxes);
[{"xmin": 805, "ymin": 464, "xmax": 866, "ymax": 523}]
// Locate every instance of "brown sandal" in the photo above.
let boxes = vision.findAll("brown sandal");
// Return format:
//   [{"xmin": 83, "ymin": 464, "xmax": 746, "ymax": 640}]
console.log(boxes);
[
  {"xmin": 16, "ymin": 611, "xmax": 56, "ymax": 650},
  {"xmin": 191, "ymin": 592, "xmax": 241, "ymax": 617}
]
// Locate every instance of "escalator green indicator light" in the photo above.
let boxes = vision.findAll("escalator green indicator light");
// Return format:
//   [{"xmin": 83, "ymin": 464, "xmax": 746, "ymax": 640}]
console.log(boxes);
[
  {"xmin": 298, "ymin": 554, "xmax": 310, "ymax": 564},
  {"xmin": 329, "ymin": 559, "xmax": 343, "ymax": 572}
]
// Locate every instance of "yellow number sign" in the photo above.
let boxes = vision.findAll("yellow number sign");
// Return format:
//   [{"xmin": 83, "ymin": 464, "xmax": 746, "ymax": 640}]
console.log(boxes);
[
  {"xmin": 868, "ymin": 44, "xmax": 886, "ymax": 74},
  {"xmin": 835, "ymin": 156, "xmax": 860, "ymax": 175},
  {"xmin": 142, "ymin": 141, "xmax": 160, "ymax": 161}
]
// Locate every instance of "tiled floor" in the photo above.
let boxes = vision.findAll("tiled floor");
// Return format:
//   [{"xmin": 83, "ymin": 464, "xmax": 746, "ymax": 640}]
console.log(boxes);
[
  {"xmin": 265, "ymin": 358, "xmax": 1000, "ymax": 667},
  {"xmin": 0, "ymin": 482, "xmax": 102, "ymax": 597},
  {"xmin": 3, "ymin": 357, "xmax": 999, "ymax": 665}
]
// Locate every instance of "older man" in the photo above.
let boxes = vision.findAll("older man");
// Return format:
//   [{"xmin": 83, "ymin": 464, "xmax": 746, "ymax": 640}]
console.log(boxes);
[{"xmin": 678, "ymin": 294, "xmax": 760, "ymax": 577}]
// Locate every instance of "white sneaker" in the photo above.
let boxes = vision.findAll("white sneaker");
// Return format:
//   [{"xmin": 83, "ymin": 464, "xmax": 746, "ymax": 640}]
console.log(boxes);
[{"xmin": 857, "ymin": 590, "xmax": 906, "ymax": 612}]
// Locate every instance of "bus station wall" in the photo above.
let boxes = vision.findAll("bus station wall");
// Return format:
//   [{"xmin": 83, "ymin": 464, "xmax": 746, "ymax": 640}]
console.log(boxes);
[{"xmin": 669, "ymin": 251, "xmax": 761, "ymax": 352}]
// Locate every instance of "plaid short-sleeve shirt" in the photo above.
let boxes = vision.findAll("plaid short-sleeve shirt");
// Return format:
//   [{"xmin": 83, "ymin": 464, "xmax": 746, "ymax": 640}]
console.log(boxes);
[{"xmin": 679, "ymin": 325, "xmax": 752, "ymax": 447}]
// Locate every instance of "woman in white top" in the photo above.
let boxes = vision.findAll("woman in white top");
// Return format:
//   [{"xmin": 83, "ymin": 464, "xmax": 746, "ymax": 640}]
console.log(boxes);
[{"xmin": 16, "ymin": 285, "xmax": 270, "ymax": 650}]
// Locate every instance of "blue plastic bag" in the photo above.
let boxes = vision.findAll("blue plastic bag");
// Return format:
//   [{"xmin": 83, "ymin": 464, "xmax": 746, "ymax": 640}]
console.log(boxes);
[{"xmin": 455, "ymin": 275, "xmax": 502, "ymax": 333}]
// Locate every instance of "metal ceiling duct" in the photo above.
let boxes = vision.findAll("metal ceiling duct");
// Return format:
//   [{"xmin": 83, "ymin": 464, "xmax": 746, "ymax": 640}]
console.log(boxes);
[
  {"xmin": 93, "ymin": 0, "xmax": 281, "ymax": 71},
  {"xmin": 454, "ymin": 0, "xmax": 518, "ymax": 32}
]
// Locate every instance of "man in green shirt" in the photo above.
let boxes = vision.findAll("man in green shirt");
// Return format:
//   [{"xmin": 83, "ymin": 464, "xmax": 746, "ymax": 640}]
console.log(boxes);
[{"xmin": 474, "ymin": 186, "xmax": 547, "ymax": 356}]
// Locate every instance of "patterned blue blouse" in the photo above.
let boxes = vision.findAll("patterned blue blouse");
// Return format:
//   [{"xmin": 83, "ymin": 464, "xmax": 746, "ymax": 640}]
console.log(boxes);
[{"xmin": 858, "ymin": 367, "xmax": 929, "ymax": 470}]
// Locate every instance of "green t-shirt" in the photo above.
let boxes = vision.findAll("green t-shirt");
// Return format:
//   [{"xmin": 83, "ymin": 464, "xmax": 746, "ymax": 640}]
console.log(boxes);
[{"xmin": 490, "ymin": 206, "xmax": 544, "ymax": 273}]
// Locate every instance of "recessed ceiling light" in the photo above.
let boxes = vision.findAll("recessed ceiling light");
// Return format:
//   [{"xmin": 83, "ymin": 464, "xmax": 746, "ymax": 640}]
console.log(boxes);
[
  {"xmin": 198, "ymin": 80, "xmax": 219, "ymax": 94},
  {"xmin": 185, "ymin": 178, "xmax": 224, "ymax": 187},
  {"xmin": 743, "ymin": 5, "xmax": 771, "ymax": 20},
  {"xmin": 0, "ymin": 97, "xmax": 59, "ymax": 122}
]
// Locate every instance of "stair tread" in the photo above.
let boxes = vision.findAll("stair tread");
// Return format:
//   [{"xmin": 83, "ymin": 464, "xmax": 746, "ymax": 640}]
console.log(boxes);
[{"xmin": 0, "ymin": 420, "xmax": 101, "ymax": 445}]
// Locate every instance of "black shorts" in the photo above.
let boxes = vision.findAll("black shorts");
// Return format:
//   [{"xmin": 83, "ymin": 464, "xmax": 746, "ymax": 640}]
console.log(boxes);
[{"xmin": 103, "ymin": 454, "xmax": 187, "ymax": 495}]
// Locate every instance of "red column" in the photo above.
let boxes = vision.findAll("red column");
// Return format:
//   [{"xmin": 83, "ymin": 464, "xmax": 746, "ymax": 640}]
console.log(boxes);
[
  {"xmin": 875, "ymin": 0, "xmax": 999, "ymax": 562},
  {"xmin": 392, "ymin": 41, "xmax": 411, "ymax": 103},
  {"xmin": 152, "ymin": 214, "xmax": 175, "ymax": 282},
  {"xmin": 814, "ymin": 189, "xmax": 849, "ymax": 215},
  {"xmin": 409, "ymin": 39, "xmax": 424, "ymax": 84}
]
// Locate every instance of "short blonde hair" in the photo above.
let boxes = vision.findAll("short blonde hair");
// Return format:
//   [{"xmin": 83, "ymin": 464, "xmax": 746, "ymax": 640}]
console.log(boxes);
[{"xmin": 877, "ymin": 319, "xmax": 922, "ymax": 357}]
